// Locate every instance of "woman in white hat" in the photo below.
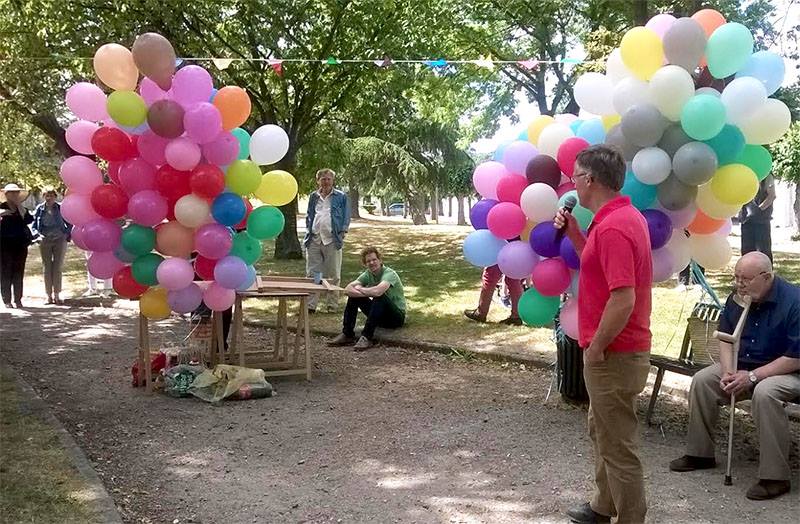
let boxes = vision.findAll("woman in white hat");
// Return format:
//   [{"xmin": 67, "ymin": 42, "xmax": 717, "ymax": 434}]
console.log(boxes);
[{"xmin": 0, "ymin": 183, "xmax": 34, "ymax": 308}]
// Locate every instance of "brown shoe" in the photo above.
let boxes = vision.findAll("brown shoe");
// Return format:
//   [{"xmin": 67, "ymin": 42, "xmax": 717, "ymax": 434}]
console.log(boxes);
[
  {"xmin": 746, "ymin": 479, "xmax": 790, "ymax": 500},
  {"xmin": 353, "ymin": 336, "xmax": 373, "ymax": 351},
  {"xmin": 463, "ymin": 308, "xmax": 487, "ymax": 323},
  {"xmin": 498, "ymin": 316, "xmax": 522, "ymax": 325},
  {"xmin": 327, "ymin": 333, "xmax": 355, "ymax": 346},
  {"xmin": 669, "ymin": 455, "xmax": 716, "ymax": 472}
]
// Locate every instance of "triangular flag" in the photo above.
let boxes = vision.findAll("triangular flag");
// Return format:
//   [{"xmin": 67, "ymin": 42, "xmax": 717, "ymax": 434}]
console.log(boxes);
[
  {"xmin": 175, "ymin": 58, "xmax": 184, "ymax": 67},
  {"xmin": 423, "ymin": 58, "xmax": 447, "ymax": 68},
  {"xmin": 268, "ymin": 59, "xmax": 284, "ymax": 76},
  {"xmin": 325, "ymin": 57, "xmax": 341, "ymax": 65},
  {"xmin": 517, "ymin": 60, "xmax": 539, "ymax": 70},
  {"xmin": 374, "ymin": 55, "xmax": 393, "ymax": 67},
  {"xmin": 561, "ymin": 58, "xmax": 581, "ymax": 64},
  {"xmin": 470, "ymin": 55, "xmax": 494, "ymax": 69},
  {"xmin": 212, "ymin": 58, "xmax": 234, "ymax": 70}
]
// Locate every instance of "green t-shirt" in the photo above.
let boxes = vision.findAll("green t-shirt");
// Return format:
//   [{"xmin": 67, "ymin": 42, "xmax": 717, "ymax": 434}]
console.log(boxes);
[{"xmin": 357, "ymin": 265, "xmax": 406, "ymax": 312}]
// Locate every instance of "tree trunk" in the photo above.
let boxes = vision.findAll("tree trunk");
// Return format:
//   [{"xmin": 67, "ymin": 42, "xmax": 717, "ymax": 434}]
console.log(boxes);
[
  {"xmin": 381, "ymin": 196, "xmax": 388, "ymax": 215},
  {"xmin": 407, "ymin": 193, "xmax": 427, "ymax": 225},
  {"xmin": 349, "ymin": 185, "xmax": 361, "ymax": 219},
  {"xmin": 432, "ymin": 187, "xmax": 439, "ymax": 224},
  {"xmin": 794, "ymin": 183, "xmax": 800, "ymax": 236},
  {"xmin": 403, "ymin": 200, "xmax": 409, "ymax": 219},
  {"xmin": 467, "ymin": 195, "xmax": 472, "ymax": 210},
  {"xmin": 448, "ymin": 196, "xmax": 453, "ymax": 217},
  {"xmin": 274, "ymin": 151, "xmax": 303, "ymax": 260},
  {"xmin": 457, "ymin": 196, "xmax": 467, "ymax": 226},
  {"xmin": 633, "ymin": 0, "xmax": 648, "ymax": 25}
]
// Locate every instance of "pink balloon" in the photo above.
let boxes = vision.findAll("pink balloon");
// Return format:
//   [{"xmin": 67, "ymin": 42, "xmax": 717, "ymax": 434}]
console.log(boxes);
[
  {"xmin": 473, "ymin": 161, "xmax": 509, "ymax": 200},
  {"xmin": 165, "ymin": 137, "xmax": 202, "ymax": 171},
  {"xmin": 82, "ymin": 218, "xmax": 122, "ymax": 252},
  {"xmin": 183, "ymin": 103, "xmax": 223, "ymax": 144},
  {"xmin": 137, "ymin": 130, "xmax": 169, "ymax": 166},
  {"xmin": 556, "ymin": 181, "xmax": 576, "ymax": 198},
  {"xmin": 502, "ymin": 141, "xmax": 539, "ymax": 176},
  {"xmin": 560, "ymin": 298, "xmax": 580, "ymax": 339},
  {"xmin": 557, "ymin": 137, "xmax": 590, "ymax": 178},
  {"xmin": 87, "ymin": 251, "xmax": 124, "ymax": 279},
  {"xmin": 65, "ymin": 120, "xmax": 100, "ymax": 155},
  {"xmin": 118, "ymin": 158, "xmax": 157, "ymax": 195},
  {"xmin": 139, "ymin": 77, "xmax": 170, "ymax": 106},
  {"xmin": 652, "ymin": 247, "xmax": 675, "ymax": 282},
  {"xmin": 128, "ymin": 189, "xmax": 168, "ymax": 226},
  {"xmin": 646, "ymin": 13, "xmax": 677, "ymax": 38},
  {"xmin": 167, "ymin": 283, "xmax": 204, "ymax": 313},
  {"xmin": 496, "ymin": 175, "xmax": 529, "ymax": 205},
  {"xmin": 70, "ymin": 224, "xmax": 89, "ymax": 251},
  {"xmin": 716, "ymin": 218, "xmax": 733, "ymax": 236},
  {"xmin": 65, "ymin": 82, "xmax": 108, "ymax": 121},
  {"xmin": 60, "ymin": 156, "xmax": 103, "ymax": 194},
  {"xmin": 497, "ymin": 241, "xmax": 539, "ymax": 279},
  {"xmin": 202, "ymin": 131, "xmax": 239, "ymax": 166},
  {"xmin": 172, "ymin": 66, "xmax": 213, "ymax": 108},
  {"xmin": 61, "ymin": 194, "xmax": 100, "ymax": 226},
  {"xmin": 486, "ymin": 202, "xmax": 527, "ymax": 240},
  {"xmin": 658, "ymin": 201, "xmax": 697, "ymax": 230},
  {"xmin": 194, "ymin": 223, "xmax": 233, "ymax": 259},
  {"xmin": 156, "ymin": 257, "xmax": 195, "ymax": 290},
  {"xmin": 532, "ymin": 258, "xmax": 571, "ymax": 296},
  {"xmin": 203, "ymin": 281, "xmax": 236, "ymax": 311}
]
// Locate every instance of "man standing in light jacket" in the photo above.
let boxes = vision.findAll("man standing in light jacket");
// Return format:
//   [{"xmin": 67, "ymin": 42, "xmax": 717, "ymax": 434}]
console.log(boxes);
[{"xmin": 304, "ymin": 168, "xmax": 350, "ymax": 313}]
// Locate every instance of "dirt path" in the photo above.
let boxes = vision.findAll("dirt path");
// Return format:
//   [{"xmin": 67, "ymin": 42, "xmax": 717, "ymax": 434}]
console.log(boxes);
[{"xmin": 1, "ymin": 305, "xmax": 797, "ymax": 523}]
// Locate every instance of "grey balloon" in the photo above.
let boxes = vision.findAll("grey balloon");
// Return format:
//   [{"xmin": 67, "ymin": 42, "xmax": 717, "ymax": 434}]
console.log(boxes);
[
  {"xmin": 605, "ymin": 125, "xmax": 643, "ymax": 162},
  {"xmin": 657, "ymin": 173, "xmax": 698, "ymax": 210},
  {"xmin": 663, "ymin": 18, "xmax": 707, "ymax": 73},
  {"xmin": 658, "ymin": 124, "xmax": 693, "ymax": 158},
  {"xmin": 672, "ymin": 142, "xmax": 718, "ymax": 186},
  {"xmin": 620, "ymin": 104, "xmax": 668, "ymax": 147}
]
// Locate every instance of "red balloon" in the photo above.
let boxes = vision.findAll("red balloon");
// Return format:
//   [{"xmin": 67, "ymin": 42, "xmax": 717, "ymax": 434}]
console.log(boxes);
[
  {"xmin": 113, "ymin": 266, "xmax": 149, "ymax": 299},
  {"xmin": 234, "ymin": 198, "xmax": 253, "ymax": 231},
  {"xmin": 91, "ymin": 127, "xmax": 136, "ymax": 162},
  {"xmin": 155, "ymin": 165, "xmax": 191, "ymax": 200},
  {"xmin": 166, "ymin": 199, "xmax": 177, "ymax": 222},
  {"xmin": 108, "ymin": 161, "xmax": 123, "ymax": 185},
  {"xmin": 91, "ymin": 183, "xmax": 129, "ymax": 219},
  {"xmin": 557, "ymin": 137, "xmax": 590, "ymax": 178},
  {"xmin": 496, "ymin": 175, "xmax": 529, "ymax": 205},
  {"xmin": 190, "ymin": 164, "xmax": 225, "ymax": 199},
  {"xmin": 194, "ymin": 255, "xmax": 217, "ymax": 281}
]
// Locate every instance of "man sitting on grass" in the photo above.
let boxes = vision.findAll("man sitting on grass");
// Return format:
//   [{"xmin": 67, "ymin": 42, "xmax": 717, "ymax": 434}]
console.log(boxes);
[{"xmin": 328, "ymin": 246, "xmax": 406, "ymax": 351}]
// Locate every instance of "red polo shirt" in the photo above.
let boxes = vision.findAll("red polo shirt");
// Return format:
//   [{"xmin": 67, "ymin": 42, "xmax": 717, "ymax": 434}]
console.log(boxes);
[{"xmin": 578, "ymin": 196, "xmax": 653, "ymax": 352}]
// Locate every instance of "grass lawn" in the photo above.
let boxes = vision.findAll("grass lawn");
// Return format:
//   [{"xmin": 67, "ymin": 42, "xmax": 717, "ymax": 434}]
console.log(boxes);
[{"xmin": 22, "ymin": 218, "xmax": 799, "ymax": 359}]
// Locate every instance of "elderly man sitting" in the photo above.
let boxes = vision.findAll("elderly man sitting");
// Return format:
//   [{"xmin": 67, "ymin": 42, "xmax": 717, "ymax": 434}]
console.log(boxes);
[{"xmin": 669, "ymin": 251, "xmax": 799, "ymax": 500}]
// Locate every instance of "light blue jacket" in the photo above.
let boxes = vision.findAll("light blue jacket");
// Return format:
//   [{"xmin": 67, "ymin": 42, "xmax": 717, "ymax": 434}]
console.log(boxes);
[{"xmin": 304, "ymin": 189, "xmax": 350, "ymax": 250}]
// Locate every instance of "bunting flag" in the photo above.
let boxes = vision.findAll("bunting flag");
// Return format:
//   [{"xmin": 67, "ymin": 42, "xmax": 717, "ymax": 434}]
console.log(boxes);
[
  {"xmin": 517, "ymin": 59, "xmax": 539, "ymax": 70},
  {"xmin": 423, "ymin": 58, "xmax": 448, "ymax": 68},
  {"xmin": 470, "ymin": 55, "xmax": 494, "ymax": 69},
  {"xmin": 325, "ymin": 56, "xmax": 341, "ymax": 65},
  {"xmin": 268, "ymin": 59, "xmax": 283, "ymax": 76},
  {"xmin": 212, "ymin": 58, "xmax": 234, "ymax": 70}
]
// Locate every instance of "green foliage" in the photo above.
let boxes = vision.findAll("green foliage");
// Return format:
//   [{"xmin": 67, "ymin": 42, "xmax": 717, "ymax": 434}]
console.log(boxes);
[
  {"xmin": 0, "ymin": 105, "xmax": 61, "ymax": 189},
  {"xmin": 769, "ymin": 121, "xmax": 800, "ymax": 184}
]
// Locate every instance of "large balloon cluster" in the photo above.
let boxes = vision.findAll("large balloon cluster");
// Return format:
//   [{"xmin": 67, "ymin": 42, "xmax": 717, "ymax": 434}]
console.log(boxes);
[
  {"xmin": 59, "ymin": 33, "xmax": 299, "ymax": 320},
  {"xmin": 464, "ymin": 9, "xmax": 789, "ymax": 332}
]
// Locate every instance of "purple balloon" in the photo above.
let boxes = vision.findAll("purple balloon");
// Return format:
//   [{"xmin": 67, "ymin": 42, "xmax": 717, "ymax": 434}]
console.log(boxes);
[
  {"xmin": 559, "ymin": 236, "xmax": 581, "ymax": 269},
  {"xmin": 652, "ymin": 247, "xmax": 675, "ymax": 282},
  {"xmin": 82, "ymin": 219, "xmax": 122, "ymax": 252},
  {"xmin": 496, "ymin": 241, "xmax": 539, "ymax": 279},
  {"xmin": 502, "ymin": 140, "xmax": 539, "ymax": 176},
  {"xmin": 469, "ymin": 199, "xmax": 498, "ymax": 230},
  {"xmin": 642, "ymin": 209, "xmax": 673, "ymax": 250},
  {"xmin": 214, "ymin": 255, "xmax": 248, "ymax": 289},
  {"xmin": 194, "ymin": 223, "xmax": 233, "ymax": 259},
  {"xmin": 529, "ymin": 222, "xmax": 561, "ymax": 258},
  {"xmin": 167, "ymin": 283, "xmax": 204, "ymax": 314}
]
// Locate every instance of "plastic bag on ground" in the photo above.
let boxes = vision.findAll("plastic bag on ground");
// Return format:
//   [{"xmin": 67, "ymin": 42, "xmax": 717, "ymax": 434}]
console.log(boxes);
[{"xmin": 188, "ymin": 364, "xmax": 272, "ymax": 403}]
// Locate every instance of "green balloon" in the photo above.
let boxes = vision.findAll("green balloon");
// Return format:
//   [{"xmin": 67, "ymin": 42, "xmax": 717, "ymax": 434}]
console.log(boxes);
[
  {"xmin": 121, "ymin": 224, "xmax": 156, "ymax": 257},
  {"xmin": 107, "ymin": 90, "xmax": 147, "ymax": 127},
  {"xmin": 131, "ymin": 253, "xmax": 164, "ymax": 286},
  {"xmin": 518, "ymin": 288, "xmax": 560, "ymax": 327},
  {"xmin": 558, "ymin": 190, "xmax": 594, "ymax": 230},
  {"xmin": 706, "ymin": 22, "xmax": 754, "ymax": 79},
  {"xmin": 230, "ymin": 231, "xmax": 263, "ymax": 265},
  {"xmin": 232, "ymin": 128, "xmax": 250, "ymax": 160},
  {"xmin": 226, "ymin": 160, "xmax": 261, "ymax": 196},
  {"xmin": 680, "ymin": 95, "xmax": 726, "ymax": 141},
  {"xmin": 735, "ymin": 145, "xmax": 773, "ymax": 181},
  {"xmin": 247, "ymin": 206, "xmax": 285, "ymax": 240}
]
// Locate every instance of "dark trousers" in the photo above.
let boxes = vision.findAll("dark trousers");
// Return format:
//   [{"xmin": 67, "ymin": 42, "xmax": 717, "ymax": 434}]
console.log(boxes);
[
  {"xmin": 343, "ymin": 295, "xmax": 405, "ymax": 340},
  {"xmin": 0, "ymin": 241, "xmax": 28, "ymax": 305},
  {"xmin": 741, "ymin": 221, "xmax": 772, "ymax": 262}
]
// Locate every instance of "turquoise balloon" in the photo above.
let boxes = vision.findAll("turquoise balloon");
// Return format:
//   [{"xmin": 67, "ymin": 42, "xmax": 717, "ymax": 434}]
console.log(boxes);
[
  {"xmin": 493, "ymin": 141, "xmax": 512, "ymax": 161},
  {"xmin": 558, "ymin": 190, "xmax": 594, "ymax": 229},
  {"xmin": 518, "ymin": 288, "xmax": 560, "ymax": 327},
  {"xmin": 570, "ymin": 119, "xmax": 584, "ymax": 134},
  {"xmin": 706, "ymin": 22, "xmax": 754, "ymax": 79},
  {"xmin": 517, "ymin": 129, "xmax": 529, "ymax": 141},
  {"xmin": 681, "ymin": 95, "xmax": 726, "ymax": 141},
  {"xmin": 576, "ymin": 119, "xmax": 606, "ymax": 145},
  {"xmin": 703, "ymin": 124, "xmax": 745, "ymax": 165},
  {"xmin": 622, "ymin": 172, "xmax": 657, "ymax": 210},
  {"xmin": 231, "ymin": 128, "xmax": 251, "ymax": 161}
]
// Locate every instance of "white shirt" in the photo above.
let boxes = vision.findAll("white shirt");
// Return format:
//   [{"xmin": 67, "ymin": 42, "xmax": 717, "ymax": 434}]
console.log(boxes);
[{"xmin": 311, "ymin": 191, "xmax": 334, "ymax": 245}]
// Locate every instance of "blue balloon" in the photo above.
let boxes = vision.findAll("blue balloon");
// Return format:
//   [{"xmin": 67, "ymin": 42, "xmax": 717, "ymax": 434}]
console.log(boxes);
[
  {"xmin": 114, "ymin": 246, "xmax": 138, "ymax": 263},
  {"xmin": 569, "ymin": 119, "xmax": 584, "ymax": 134},
  {"xmin": 735, "ymin": 50, "xmax": 785, "ymax": 96},
  {"xmin": 463, "ymin": 230, "xmax": 507, "ymax": 267},
  {"xmin": 469, "ymin": 199, "xmax": 498, "ymax": 230},
  {"xmin": 209, "ymin": 88, "xmax": 218, "ymax": 102},
  {"xmin": 120, "ymin": 121, "xmax": 150, "ymax": 136},
  {"xmin": 517, "ymin": 129, "xmax": 529, "ymax": 141},
  {"xmin": 212, "ymin": 192, "xmax": 247, "ymax": 226},
  {"xmin": 493, "ymin": 141, "xmax": 512, "ymax": 162},
  {"xmin": 576, "ymin": 119, "xmax": 606, "ymax": 145},
  {"xmin": 622, "ymin": 172, "xmax": 657, "ymax": 210},
  {"xmin": 236, "ymin": 264, "xmax": 257, "ymax": 291}
]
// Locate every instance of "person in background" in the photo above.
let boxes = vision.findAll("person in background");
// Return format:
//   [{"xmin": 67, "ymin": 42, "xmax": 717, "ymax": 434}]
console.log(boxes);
[
  {"xmin": 304, "ymin": 168, "xmax": 350, "ymax": 313},
  {"xmin": 740, "ymin": 174, "xmax": 776, "ymax": 262},
  {"xmin": 32, "ymin": 188, "xmax": 71, "ymax": 305},
  {"xmin": 463, "ymin": 265, "xmax": 522, "ymax": 325},
  {"xmin": 0, "ymin": 183, "xmax": 34, "ymax": 308}
]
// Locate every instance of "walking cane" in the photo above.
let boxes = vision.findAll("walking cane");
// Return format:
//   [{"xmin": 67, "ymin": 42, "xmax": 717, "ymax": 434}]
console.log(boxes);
[{"xmin": 712, "ymin": 294, "xmax": 752, "ymax": 486}]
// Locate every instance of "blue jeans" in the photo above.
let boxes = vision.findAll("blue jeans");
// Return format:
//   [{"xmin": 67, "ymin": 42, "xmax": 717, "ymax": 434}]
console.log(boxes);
[{"xmin": 342, "ymin": 295, "xmax": 405, "ymax": 339}]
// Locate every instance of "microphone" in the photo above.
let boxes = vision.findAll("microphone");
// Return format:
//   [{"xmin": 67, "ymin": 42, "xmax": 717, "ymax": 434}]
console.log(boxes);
[{"xmin": 555, "ymin": 195, "xmax": 577, "ymax": 242}]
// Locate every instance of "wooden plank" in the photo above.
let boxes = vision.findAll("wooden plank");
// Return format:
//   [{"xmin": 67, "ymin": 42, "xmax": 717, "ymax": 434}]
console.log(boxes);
[
  {"xmin": 303, "ymin": 295, "xmax": 311, "ymax": 381},
  {"xmin": 233, "ymin": 295, "xmax": 244, "ymax": 367},
  {"xmin": 141, "ymin": 315, "xmax": 152, "ymax": 393},
  {"xmin": 214, "ymin": 312, "xmax": 225, "ymax": 367},
  {"xmin": 137, "ymin": 314, "xmax": 146, "ymax": 389}
]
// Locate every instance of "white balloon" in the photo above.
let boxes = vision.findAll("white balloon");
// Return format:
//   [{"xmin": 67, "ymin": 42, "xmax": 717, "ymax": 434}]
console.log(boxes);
[
  {"xmin": 688, "ymin": 233, "xmax": 733, "ymax": 270},
  {"xmin": 612, "ymin": 77, "xmax": 652, "ymax": 116},
  {"xmin": 537, "ymin": 123, "xmax": 574, "ymax": 158},
  {"xmin": 736, "ymin": 98, "xmax": 790, "ymax": 145},
  {"xmin": 695, "ymin": 182, "xmax": 741, "ymax": 219},
  {"xmin": 574, "ymin": 72, "xmax": 616, "ymax": 115},
  {"xmin": 249, "ymin": 124, "xmax": 290, "ymax": 165},
  {"xmin": 632, "ymin": 147, "xmax": 671, "ymax": 185},
  {"xmin": 720, "ymin": 77, "xmax": 767, "ymax": 125},
  {"xmin": 174, "ymin": 194, "xmax": 210, "ymax": 228},
  {"xmin": 649, "ymin": 65, "xmax": 694, "ymax": 121},
  {"xmin": 606, "ymin": 48, "xmax": 633, "ymax": 84},
  {"xmin": 695, "ymin": 87, "xmax": 721, "ymax": 97},
  {"xmin": 520, "ymin": 183, "xmax": 559, "ymax": 223},
  {"xmin": 665, "ymin": 229, "xmax": 691, "ymax": 273}
]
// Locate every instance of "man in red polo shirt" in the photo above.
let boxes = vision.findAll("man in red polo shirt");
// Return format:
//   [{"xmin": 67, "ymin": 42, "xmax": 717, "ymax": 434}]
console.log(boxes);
[{"xmin": 555, "ymin": 145, "xmax": 653, "ymax": 524}]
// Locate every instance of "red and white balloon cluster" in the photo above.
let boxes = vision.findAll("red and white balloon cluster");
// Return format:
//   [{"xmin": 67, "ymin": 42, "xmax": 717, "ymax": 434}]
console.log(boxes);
[{"xmin": 59, "ymin": 33, "xmax": 298, "ymax": 320}]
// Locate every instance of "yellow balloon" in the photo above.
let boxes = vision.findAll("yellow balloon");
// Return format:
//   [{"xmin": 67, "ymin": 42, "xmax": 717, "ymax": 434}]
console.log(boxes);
[
  {"xmin": 254, "ymin": 170, "xmax": 298, "ymax": 206},
  {"xmin": 140, "ymin": 287, "xmax": 170, "ymax": 320},
  {"xmin": 527, "ymin": 115, "xmax": 554, "ymax": 145},
  {"xmin": 709, "ymin": 164, "xmax": 758, "ymax": 206},
  {"xmin": 620, "ymin": 27, "xmax": 664, "ymax": 80},
  {"xmin": 93, "ymin": 43, "xmax": 139, "ymax": 91},
  {"xmin": 520, "ymin": 220, "xmax": 537, "ymax": 242},
  {"xmin": 601, "ymin": 114, "xmax": 621, "ymax": 131},
  {"xmin": 696, "ymin": 183, "xmax": 741, "ymax": 219}
]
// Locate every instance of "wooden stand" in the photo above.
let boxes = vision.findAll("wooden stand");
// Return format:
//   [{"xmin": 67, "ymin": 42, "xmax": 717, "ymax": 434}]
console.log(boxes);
[{"xmin": 136, "ymin": 313, "xmax": 153, "ymax": 393}]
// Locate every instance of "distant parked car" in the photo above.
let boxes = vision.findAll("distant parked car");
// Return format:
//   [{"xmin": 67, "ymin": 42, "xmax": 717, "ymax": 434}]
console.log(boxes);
[{"xmin": 386, "ymin": 202, "xmax": 406, "ymax": 216}]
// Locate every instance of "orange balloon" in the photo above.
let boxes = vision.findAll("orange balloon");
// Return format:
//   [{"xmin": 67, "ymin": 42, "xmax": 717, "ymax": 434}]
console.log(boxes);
[
  {"xmin": 687, "ymin": 209, "xmax": 725, "ymax": 235},
  {"xmin": 93, "ymin": 43, "xmax": 139, "ymax": 91},
  {"xmin": 691, "ymin": 9, "xmax": 726, "ymax": 37},
  {"xmin": 156, "ymin": 221, "xmax": 194, "ymax": 258},
  {"xmin": 213, "ymin": 86, "xmax": 252, "ymax": 130}
]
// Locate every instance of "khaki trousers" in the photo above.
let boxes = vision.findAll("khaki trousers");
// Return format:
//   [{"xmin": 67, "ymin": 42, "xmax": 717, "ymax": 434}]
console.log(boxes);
[
  {"xmin": 40, "ymin": 237, "xmax": 67, "ymax": 296},
  {"xmin": 304, "ymin": 235, "xmax": 342, "ymax": 310},
  {"xmin": 686, "ymin": 363, "xmax": 800, "ymax": 480},
  {"xmin": 584, "ymin": 351, "xmax": 651, "ymax": 524}
]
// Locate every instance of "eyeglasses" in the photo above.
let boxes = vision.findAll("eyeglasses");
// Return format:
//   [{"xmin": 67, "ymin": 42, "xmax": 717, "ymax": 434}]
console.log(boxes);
[
  {"xmin": 733, "ymin": 271, "xmax": 768, "ymax": 285},
  {"xmin": 573, "ymin": 172, "xmax": 592, "ymax": 180}
]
